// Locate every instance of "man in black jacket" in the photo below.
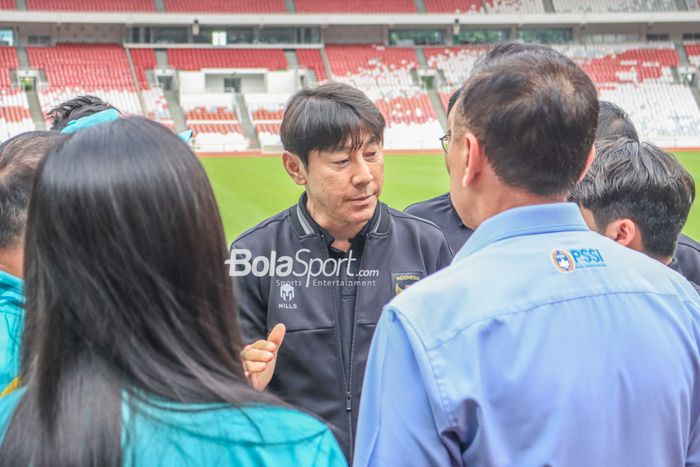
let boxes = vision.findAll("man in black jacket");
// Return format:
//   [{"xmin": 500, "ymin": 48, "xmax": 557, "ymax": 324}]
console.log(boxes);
[{"xmin": 231, "ymin": 82, "xmax": 452, "ymax": 461}]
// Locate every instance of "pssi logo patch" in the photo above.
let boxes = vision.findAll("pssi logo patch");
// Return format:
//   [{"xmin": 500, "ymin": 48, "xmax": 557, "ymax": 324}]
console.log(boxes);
[
  {"xmin": 551, "ymin": 248, "xmax": 607, "ymax": 273},
  {"xmin": 392, "ymin": 272, "xmax": 423, "ymax": 295}
]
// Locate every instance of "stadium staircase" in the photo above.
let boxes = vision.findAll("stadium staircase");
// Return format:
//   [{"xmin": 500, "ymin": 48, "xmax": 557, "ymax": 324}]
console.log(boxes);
[
  {"xmin": 15, "ymin": 47, "xmax": 29, "ymax": 69},
  {"xmin": 285, "ymin": 0, "xmax": 295, "ymax": 12},
  {"xmin": 154, "ymin": 0, "xmax": 165, "ymax": 12},
  {"xmin": 26, "ymin": 90, "xmax": 46, "ymax": 130},
  {"xmin": 544, "ymin": 0, "xmax": 555, "ymax": 12},
  {"xmin": 428, "ymin": 89, "xmax": 447, "ymax": 130},
  {"xmin": 125, "ymin": 48, "xmax": 148, "ymax": 117},
  {"xmin": 163, "ymin": 89, "xmax": 186, "ymax": 133},
  {"xmin": 677, "ymin": 42, "xmax": 691, "ymax": 66},
  {"xmin": 674, "ymin": 0, "xmax": 689, "ymax": 9},
  {"xmin": 414, "ymin": 0, "xmax": 427, "ymax": 12},
  {"xmin": 235, "ymin": 94, "xmax": 260, "ymax": 150},
  {"xmin": 319, "ymin": 49, "xmax": 333, "ymax": 85},
  {"xmin": 15, "ymin": 0, "xmax": 25, "ymax": 9}
]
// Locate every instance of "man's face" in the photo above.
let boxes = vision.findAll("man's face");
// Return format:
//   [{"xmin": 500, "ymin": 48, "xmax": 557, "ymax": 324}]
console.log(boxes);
[
  {"xmin": 446, "ymin": 111, "xmax": 474, "ymax": 228},
  {"xmin": 304, "ymin": 136, "xmax": 384, "ymax": 230}
]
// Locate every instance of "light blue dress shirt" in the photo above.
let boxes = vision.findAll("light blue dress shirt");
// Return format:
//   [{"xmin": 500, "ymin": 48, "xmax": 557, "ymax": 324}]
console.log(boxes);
[{"xmin": 354, "ymin": 203, "xmax": 700, "ymax": 467}]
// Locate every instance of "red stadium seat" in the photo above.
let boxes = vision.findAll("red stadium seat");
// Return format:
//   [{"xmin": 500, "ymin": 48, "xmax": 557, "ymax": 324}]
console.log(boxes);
[
  {"xmin": 296, "ymin": 49, "xmax": 327, "ymax": 81},
  {"xmin": 0, "ymin": 0, "xmax": 16, "ymax": 9},
  {"xmin": 295, "ymin": 0, "xmax": 416, "ymax": 12},
  {"xmin": 164, "ymin": 0, "xmax": 285, "ymax": 13},
  {"xmin": 27, "ymin": 0, "xmax": 154, "ymax": 11},
  {"xmin": 424, "ymin": 0, "xmax": 484, "ymax": 12},
  {"xmin": 0, "ymin": 47, "xmax": 18, "ymax": 88},
  {"xmin": 168, "ymin": 49, "xmax": 287, "ymax": 71}
]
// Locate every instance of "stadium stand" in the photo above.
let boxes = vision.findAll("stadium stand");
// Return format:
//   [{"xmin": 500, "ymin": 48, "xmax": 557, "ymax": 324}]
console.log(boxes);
[
  {"xmin": 26, "ymin": 0, "xmax": 155, "ymax": 11},
  {"xmin": 164, "ymin": 0, "xmax": 285, "ymax": 13},
  {"xmin": 295, "ymin": 0, "xmax": 416, "ymax": 13},
  {"xmin": 27, "ymin": 44, "xmax": 142, "ymax": 117},
  {"xmin": 0, "ymin": 48, "xmax": 34, "ymax": 140},
  {"xmin": 168, "ymin": 49, "xmax": 287, "ymax": 71},
  {"xmin": 245, "ymin": 94, "xmax": 287, "ymax": 149},
  {"xmin": 425, "ymin": 46, "xmax": 488, "ymax": 87},
  {"xmin": 180, "ymin": 94, "xmax": 248, "ymax": 151},
  {"xmin": 686, "ymin": 43, "xmax": 700, "ymax": 68},
  {"xmin": 324, "ymin": 45, "xmax": 441, "ymax": 149},
  {"xmin": 0, "ymin": 89, "xmax": 34, "ymax": 141},
  {"xmin": 296, "ymin": 49, "xmax": 327, "ymax": 82},
  {"xmin": 551, "ymin": 0, "xmax": 677, "ymax": 12},
  {"xmin": 554, "ymin": 43, "xmax": 699, "ymax": 144},
  {"xmin": 487, "ymin": 0, "xmax": 546, "ymax": 13},
  {"xmin": 0, "ymin": 0, "xmax": 15, "ymax": 9},
  {"xmin": 423, "ymin": 0, "xmax": 484, "ymax": 13},
  {"xmin": 129, "ymin": 48, "xmax": 172, "ymax": 124}
]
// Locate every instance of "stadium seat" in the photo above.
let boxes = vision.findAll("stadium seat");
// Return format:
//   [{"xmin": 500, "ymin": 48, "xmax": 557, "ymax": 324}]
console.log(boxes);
[
  {"xmin": 486, "ymin": 0, "xmax": 546, "ymax": 13},
  {"xmin": 295, "ymin": 0, "xmax": 416, "ymax": 13},
  {"xmin": 686, "ymin": 43, "xmax": 700, "ymax": 68},
  {"xmin": 0, "ymin": 89, "xmax": 35, "ymax": 141},
  {"xmin": 27, "ymin": 0, "xmax": 155, "ymax": 11},
  {"xmin": 129, "ymin": 48, "xmax": 172, "ymax": 123},
  {"xmin": 168, "ymin": 49, "xmax": 287, "ymax": 71},
  {"xmin": 0, "ymin": 0, "xmax": 16, "ymax": 9},
  {"xmin": 551, "ymin": 0, "xmax": 677, "ymax": 12},
  {"xmin": 424, "ymin": 46, "xmax": 489, "ymax": 87},
  {"xmin": 296, "ymin": 49, "xmax": 327, "ymax": 81},
  {"xmin": 27, "ymin": 44, "xmax": 143, "ymax": 117},
  {"xmin": 164, "ymin": 0, "xmax": 285, "ymax": 13},
  {"xmin": 424, "ymin": 0, "xmax": 484, "ymax": 13}
]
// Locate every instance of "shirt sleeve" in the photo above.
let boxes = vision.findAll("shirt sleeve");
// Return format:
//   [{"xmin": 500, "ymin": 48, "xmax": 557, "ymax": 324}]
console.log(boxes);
[
  {"xmin": 231, "ymin": 242, "xmax": 268, "ymax": 344},
  {"xmin": 353, "ymin": 306, "xmax": 457, "ymax": 467}
]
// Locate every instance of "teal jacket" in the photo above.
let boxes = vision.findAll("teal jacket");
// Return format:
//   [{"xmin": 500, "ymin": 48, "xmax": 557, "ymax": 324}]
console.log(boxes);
[
  {"xmin": 0, "ymin": 271, "xmax": 23, "ymax": 393},
  {"xmin": 0, "ymin": 388, "xmax": 347, "ymax": 466}
]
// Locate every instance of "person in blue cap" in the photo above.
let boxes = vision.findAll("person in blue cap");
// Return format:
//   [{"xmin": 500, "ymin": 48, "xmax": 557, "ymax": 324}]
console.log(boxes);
[
  {"xmin": 0, "ymin": 117, "xmax": 345, "ymax": 467},
  {"xmin": 0, "ymin": 131, "xmax": 63, "ymax": 396},
  {"xmin": 47, "ymin": 94, "xmax": 193, "ymax": 142},
  {"xmin": 355, "ymin": 43, "xmax": 700, "ymax": 466}
]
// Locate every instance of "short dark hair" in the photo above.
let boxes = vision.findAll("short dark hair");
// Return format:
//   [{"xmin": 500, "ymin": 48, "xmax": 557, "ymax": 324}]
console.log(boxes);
[
  {"xmin": 454, "ymin": 43, "xmax": 598, "ymax": 196},
  {"xmin": 596, "ymin": 101, "xmax": 639, "ymax": 142},
  {"xmin": 447, "ymin": 88, "xmax": 461, "ymax": 116},
  {"xmin": 0, "ymin": 131, "xmax": 64, "ymax": 248},
  {"xmin": 280, "ymin": 82, "xmax": 385, "ymax": 166},
  {"xmin": 569, "ymin": 139, "xmax": 694, "ymax": 259},
  {"xmin": 47, "ymin": 95, "xmax": 119, "ymax": 131}
]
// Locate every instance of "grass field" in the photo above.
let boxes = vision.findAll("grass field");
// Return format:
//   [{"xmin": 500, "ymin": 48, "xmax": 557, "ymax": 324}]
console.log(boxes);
[{"xmin": 202, "ymin": 151, "xmax": 700, "ymax": 245}]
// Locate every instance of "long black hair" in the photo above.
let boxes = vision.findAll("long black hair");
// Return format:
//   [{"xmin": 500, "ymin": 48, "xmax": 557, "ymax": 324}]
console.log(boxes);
[{"xmin": 0, "ymin": 117, "xmax": 273, "ymax": 466}]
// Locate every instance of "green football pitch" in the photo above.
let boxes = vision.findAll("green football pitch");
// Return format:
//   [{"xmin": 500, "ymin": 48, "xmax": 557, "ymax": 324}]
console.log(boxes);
[{"xmin": 202, "ymin": 151, "xmax": 700, "ymax": 245}]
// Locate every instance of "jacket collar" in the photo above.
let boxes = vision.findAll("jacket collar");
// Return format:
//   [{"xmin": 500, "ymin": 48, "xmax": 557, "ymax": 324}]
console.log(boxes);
[{"xmin": 290, "ymin": 192, "xmax": 389, "ymax": 238}]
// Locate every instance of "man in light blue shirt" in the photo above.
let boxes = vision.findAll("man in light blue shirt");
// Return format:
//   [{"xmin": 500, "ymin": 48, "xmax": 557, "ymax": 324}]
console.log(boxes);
[{"xmin": 354, "ymin": 44, "xmax": 700, "ymax": 466}]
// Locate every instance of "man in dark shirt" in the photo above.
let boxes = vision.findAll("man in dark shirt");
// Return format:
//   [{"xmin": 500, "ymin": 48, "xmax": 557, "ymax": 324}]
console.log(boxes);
[
  {"xmin": 569, "ymin": 138, "xmax": 699, "ymax": 291},
  {"xmin": 232, "ymin": 82, "xmax": 452, "ymax": 462},
  {"xmin": 405, "ymin": 88, "xmax": 473, "ymax": 253}
]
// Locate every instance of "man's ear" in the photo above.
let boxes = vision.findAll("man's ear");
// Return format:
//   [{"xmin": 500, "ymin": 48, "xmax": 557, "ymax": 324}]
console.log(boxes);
[
  {"xmin": 283, "ymin": 152, "xmax": 307, "ymax": 186},
  {"xmin": 462, "ymin": 132, "xmax": 484, "ymax": 188},
  {"xmin": 578, "ymin": 145, "xmax": 596, "ymax": 183},
  {"xmin": 605, "ymin": 218, "xmax": 640, "ymax": 249}
]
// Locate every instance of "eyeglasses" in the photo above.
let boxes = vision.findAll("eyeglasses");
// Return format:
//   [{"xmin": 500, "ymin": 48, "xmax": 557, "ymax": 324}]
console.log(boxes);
[{"xmin": 439, "ymin": 133, "xmax": 451, "ymax": 153}]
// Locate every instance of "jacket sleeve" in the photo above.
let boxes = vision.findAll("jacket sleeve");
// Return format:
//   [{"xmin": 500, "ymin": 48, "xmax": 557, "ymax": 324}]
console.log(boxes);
[
  {"xmin": 434, "ymin": 232, "xmax": 454, "ymax": 272},
  {"xmin": 231, "ymin": 242, "xmax": 268, "ymax": 344}
]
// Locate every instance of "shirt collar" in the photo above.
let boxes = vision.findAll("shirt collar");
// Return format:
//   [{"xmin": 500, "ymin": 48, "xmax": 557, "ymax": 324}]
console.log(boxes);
[
  {"xmin": 0, "ymin": 270, "xmax": 23, "ymax": 296},
  {"xmin": 454, "ymin": 202, "xmax": 590, "ymax": 263},
  {"xmin": 297, "ymin": 192, "xmax": 378, "ymax": 249}
]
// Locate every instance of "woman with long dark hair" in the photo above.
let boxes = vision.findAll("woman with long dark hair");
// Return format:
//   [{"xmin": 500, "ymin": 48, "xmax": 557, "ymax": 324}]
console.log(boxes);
[{"xmin": 0, "ymin": 117, "xmax": 345, "ymax": 466}]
